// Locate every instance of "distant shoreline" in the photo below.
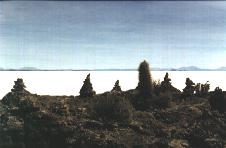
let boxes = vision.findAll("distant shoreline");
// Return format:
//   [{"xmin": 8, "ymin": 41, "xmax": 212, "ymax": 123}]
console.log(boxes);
[
  {"xmin": 1, "ymin": 65, "xmax": 226, "ymax": 71},
  {"xmin": 1, "ymin": 69, "xmax": 226, "ymax": 72}
]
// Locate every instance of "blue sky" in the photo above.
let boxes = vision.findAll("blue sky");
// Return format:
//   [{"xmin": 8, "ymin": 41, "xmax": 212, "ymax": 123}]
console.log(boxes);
[{"xmin": 0, "ymin": 1, "xmax": 226, "ymax": 69}]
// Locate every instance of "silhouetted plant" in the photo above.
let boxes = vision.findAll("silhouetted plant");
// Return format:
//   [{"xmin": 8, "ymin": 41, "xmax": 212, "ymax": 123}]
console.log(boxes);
[
  {"xmin": 209, "ymin": 87, "xmax": 226, "ymax": 113},
  {"xmin": 137, "ymin": 60, "xmax": 153, "ymax": 97},
  {"xmin": 161, "ymin": 72, "xmax": 172, "ymax": 92},
  {"xmin": 11, "ymin": 78, "xmax": 27, "ymax": 94},
  {"xmin": 195, "ymin": 81, "xmax": 210, "ymax": 97},
  {"xmin": 201, "ymin": 82, "xmax": 210, "ymax": 96},
  {"xmin": 79, "ymin": 74, "xmax": 96, "ymax": 97},
  {"xmin": 135, "ymin": 60, "xmax": 153, "ymax": 110},
  {"xmin": 153, "ymin": 79, "xmax": 161, "ymax": 95},
  {"xmin": 152, "ymin": 73, "xmax": 173, "ymax": 108},
  {"xmin": 2, "ymin": 78, "xmax": 30, "ymax": 106},
  {"xmin": 182, "ymin": 78, "xmax": 195, "ymax": 98},
  {"xmin": 111, "ymin": 80, "xmax": 122, "ymax": 92},
  {"xmin": 91, "ymin": 94, "xmax": 133, "ymax": 124},
  {"xmin": 195, "ymin": 83, "xmax": 202, "ymax": 96}
]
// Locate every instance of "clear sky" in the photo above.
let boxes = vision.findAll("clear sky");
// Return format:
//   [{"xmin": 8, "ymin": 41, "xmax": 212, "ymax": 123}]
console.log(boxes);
[{"xmin": 0, "ymin": 1, "xmax": 226, "ymax": 69}]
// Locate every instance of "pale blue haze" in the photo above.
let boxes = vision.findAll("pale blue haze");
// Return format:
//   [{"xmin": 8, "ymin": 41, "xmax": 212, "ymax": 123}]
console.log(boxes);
[{"xmin": 0, "ymin": 1, "xmax": 226, "ymax": 69}]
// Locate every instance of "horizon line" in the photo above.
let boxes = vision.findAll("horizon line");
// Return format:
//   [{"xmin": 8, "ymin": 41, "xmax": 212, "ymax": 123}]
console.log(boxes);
[{"xmin": 1, "ymin": 66, "xmax": 226, "ymax": 71}]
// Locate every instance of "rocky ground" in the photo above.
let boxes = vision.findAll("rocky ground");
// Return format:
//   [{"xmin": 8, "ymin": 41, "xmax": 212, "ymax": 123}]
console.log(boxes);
[{"xmin": 1, "ymin": 89, "xmax": 226, "ymax": 148}]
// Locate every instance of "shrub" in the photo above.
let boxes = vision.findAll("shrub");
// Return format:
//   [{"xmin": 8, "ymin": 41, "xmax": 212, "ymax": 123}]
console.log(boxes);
[
  {"xmin": 111, "ymin": 80, "xmax": 122, "ymax": 92},
  {"xmin": 152, "ymin": 92, "xmax": 171, "ymax": 109},
  {"xmin": 182, "ymin": 78, "xmax": 195, "ymax": 98},
  {"xmin": 153, "ymin": 79, "xmax": 161, "ymax": 96},
  {"xmin": 79, "ymin": 74, "xmax": 96, "ymax": 97},
  {"xmin": 134, "ymin": 96, "xmax": 152, "ymax": 111},
  {"xmin": 209, "ymin": 87, "xmax": 226, "ymax": 113},
  {"xmin": 2, "ymin": 78, "xmax": 30, "ymax": 106},
  {"xmin": 195, "ymin": 81, "xmax": 210, "ymax": 97},
  {"xmin": 160, "ymin": 72, "xmax": 172, "ymax": 92},
  {"xmin": 11, "ymin": 78, "xmax": 28, "ymax": 94},
  {"xmin": 91, "ymin": 94, "xmax": 133, "ymax": 124}
]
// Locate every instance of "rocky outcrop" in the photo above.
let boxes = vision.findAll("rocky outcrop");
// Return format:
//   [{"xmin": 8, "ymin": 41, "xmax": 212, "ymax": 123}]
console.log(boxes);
[{"xmin": 1, "ymin": 89, "xmax": 226, "ymax": 148}]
